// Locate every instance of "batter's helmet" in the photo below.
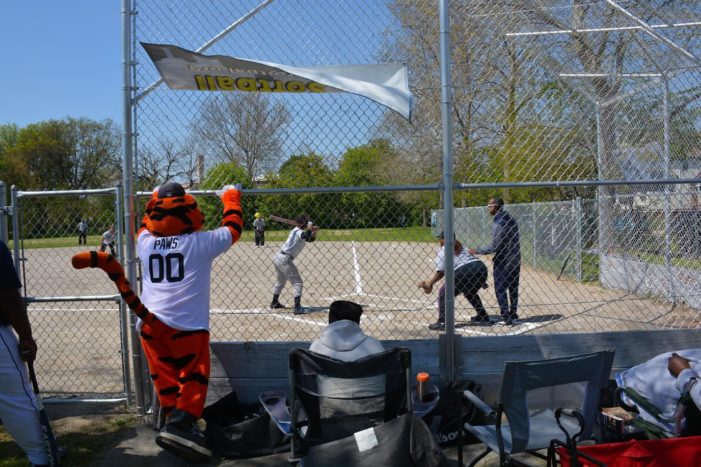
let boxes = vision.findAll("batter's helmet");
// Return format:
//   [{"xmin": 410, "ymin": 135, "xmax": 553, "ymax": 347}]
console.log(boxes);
[{"xmin": 254, "ymin": 212, "xmax": 261, "ymax": 219}]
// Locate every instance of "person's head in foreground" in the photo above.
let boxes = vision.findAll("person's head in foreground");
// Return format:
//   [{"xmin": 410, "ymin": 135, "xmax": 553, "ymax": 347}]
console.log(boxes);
[{"xmin": 329, "ymin": 300, "xmax": 363, "ymax": 324}]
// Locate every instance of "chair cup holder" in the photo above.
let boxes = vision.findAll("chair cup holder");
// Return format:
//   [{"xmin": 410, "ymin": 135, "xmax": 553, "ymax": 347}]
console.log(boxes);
[{"xmin": 412, "ymin": 384, "xmax": 440, "ymax": 418}]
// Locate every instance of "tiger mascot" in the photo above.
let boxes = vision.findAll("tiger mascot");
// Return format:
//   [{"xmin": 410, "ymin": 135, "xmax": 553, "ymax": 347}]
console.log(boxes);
[{"xmin": 72, "ymin": 181, "xmax": 242, "ymax": 462}]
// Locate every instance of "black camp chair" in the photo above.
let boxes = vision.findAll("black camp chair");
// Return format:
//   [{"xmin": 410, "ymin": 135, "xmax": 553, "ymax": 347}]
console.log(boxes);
[{"xmin": 262, "ymin": 347, "xmax": 445, "ymax": 466}]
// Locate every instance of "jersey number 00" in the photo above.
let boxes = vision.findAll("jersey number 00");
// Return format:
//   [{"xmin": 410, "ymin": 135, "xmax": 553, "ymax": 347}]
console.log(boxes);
[{"xmin": 149, "ymin": 253, "xmax": 185, "ymax": 283}]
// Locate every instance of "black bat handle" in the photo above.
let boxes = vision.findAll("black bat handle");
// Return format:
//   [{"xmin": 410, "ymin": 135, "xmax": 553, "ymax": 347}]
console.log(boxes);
[
  {"xmin": 28, "ymin": 360, "xmax": 41, "ymax": 394},
  {"xmin": 28, "ymin": 361, "xmax": 61, "ymax": 466}
]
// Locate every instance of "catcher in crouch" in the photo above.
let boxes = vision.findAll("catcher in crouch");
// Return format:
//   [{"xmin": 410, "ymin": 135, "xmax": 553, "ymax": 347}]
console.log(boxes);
[
  {"xmin": 72, "ymin": 181, "xmax": 242, "ymax": 462},
  {"xmin": 417, "ymin": 231, "xmax": 489, "ymax": 331}
]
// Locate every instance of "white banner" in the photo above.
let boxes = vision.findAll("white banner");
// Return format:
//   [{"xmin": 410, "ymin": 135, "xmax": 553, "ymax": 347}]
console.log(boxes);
[{"xmin": 142, "ymin": 43, "xmax": 413, "ymax": 121}]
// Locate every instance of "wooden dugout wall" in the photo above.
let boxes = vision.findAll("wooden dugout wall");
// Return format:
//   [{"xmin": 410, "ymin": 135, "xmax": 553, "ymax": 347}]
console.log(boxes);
[{"xmin": 206, "ymin": 329, "xmax": 701, "ymax": 405}]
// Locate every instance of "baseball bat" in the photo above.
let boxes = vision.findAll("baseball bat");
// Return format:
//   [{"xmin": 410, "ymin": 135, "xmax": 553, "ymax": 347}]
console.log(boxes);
[
  {"xmin": 28, "ymin": 361, "xmax": 61, "ymax": 466},
  {"xmin": 557, "ymin": 252, "xmax": 573, "ymax": 281},
  {"xmin": 269, "ymin": 215, "xmax": 298, "ymax": 227}
]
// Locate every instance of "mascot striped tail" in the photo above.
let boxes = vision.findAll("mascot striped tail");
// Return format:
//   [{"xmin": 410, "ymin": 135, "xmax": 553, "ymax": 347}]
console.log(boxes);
[{"xmin": 71, "ymin": 251, "xmax": 156, "ymax": 324}]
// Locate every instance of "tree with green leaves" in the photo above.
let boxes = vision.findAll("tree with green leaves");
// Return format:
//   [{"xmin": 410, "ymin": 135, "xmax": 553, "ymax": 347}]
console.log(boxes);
[
  {"xmin": 259, "ymin": 153, "xmax": 335, "ymax": 228},
  {"xmin": 335, "ymin": 140, "xmax": 406, "ymax": 228},
  {"xmin": 0, "ymin": 118, "xmax": 121, "ymax": 238},
  {"xmin": 0, "ymin": 123, "xmax": 20, "ymax": 184},
  {"xmin": 1, "ymin": 118, "xmax": 120, "ymax": 190}
]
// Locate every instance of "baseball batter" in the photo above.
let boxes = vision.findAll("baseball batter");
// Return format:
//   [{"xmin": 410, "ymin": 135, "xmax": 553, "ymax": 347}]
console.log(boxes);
[{"xmin": 270, "ymin": 214, "xmax": 319, "ymax": 314}]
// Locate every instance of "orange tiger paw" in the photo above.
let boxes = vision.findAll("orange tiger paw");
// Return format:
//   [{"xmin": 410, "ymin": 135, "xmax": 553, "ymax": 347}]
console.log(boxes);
[{"xmin": 221, "ymin": 187, "xmax": 241, "ymax": 204}]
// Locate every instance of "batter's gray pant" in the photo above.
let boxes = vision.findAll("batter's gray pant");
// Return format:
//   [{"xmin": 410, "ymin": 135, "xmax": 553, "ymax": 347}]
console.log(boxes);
[{"xmin": 272, "ymin": 252, "xmax": 303, "ymax": 297}]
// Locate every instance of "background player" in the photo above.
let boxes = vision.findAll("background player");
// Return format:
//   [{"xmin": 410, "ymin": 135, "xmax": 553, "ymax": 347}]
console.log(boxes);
[
  {"xmin": 253, "ymin": 212, "xmax": 265, "ymax": 247},
  {"xmin": 77, "ymin": 218, "xmax": 88, "ymax": 245},
  {"xmin": 99, "ymin": 224, "xmax": 117, "ymax": 256}
]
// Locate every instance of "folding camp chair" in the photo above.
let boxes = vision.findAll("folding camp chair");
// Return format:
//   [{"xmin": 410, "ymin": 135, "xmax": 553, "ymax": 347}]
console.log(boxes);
[
  {"xmin": 262, "ymin": 347, "xmax": 445, "ymax": 466},
  {"xmin": 462, "ymin": 349, "xmax": 615, "ymax": 466}
]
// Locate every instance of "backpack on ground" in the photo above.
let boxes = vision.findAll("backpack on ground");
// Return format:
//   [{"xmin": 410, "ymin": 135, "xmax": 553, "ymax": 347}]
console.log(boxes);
[{"xmin": 202, "ymin": 391, "xmax": 290, "ymax": 459}]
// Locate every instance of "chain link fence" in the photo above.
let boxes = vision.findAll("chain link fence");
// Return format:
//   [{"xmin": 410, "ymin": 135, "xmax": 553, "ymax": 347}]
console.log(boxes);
[
  {"xmin": 130, "ymin": 188, "xmax": 699, "ymax": 343},
  {"xmin": 435, "ymin": 187, "xmax": 701, "ymax": 321},
  {"xmin": 127, "ymin": 0, "xmax": 701, "ymax": 339},
  {"xmin": 9, "ymin": 184, "xmax": 701, "ymax": 397},
  {"xmin": 8, "ymin": 0, "xmax": 700, "ymax": 399}
]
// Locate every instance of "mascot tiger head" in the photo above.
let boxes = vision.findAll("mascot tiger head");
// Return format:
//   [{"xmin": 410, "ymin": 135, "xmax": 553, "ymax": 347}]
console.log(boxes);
[{"xmin": 141, "ymin": 181, "xmax": 205, "ymax": 237}]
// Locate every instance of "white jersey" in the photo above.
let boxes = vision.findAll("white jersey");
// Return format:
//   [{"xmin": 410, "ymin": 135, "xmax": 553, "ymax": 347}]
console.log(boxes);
[
  {"xmin": 102, "ymin": 230, "xmax": 116, "ymax": 244},
  {"xmin": 435, "ymin": 246, "xmax": 480, "ymax": 273},
  {"xmin": 280, "ymin": 227, "xmax": 310, "ymax": 258},
  {"xmin": 137, "ymin": 227, "xmax": 232, "ymax": 331}
]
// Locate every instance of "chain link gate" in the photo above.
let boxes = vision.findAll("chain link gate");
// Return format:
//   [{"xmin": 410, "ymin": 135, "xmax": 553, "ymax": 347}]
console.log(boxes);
[{"xmin": 9, "ymin": 186, "xmax": 132, "ymax": 402}]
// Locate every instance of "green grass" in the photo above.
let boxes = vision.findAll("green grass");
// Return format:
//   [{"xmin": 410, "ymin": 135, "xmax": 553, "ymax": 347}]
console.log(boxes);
[
  {"xmin": 518, "ymin": 251, "xmax": 601, "ymax": 283},
  {"xmin": 10, "ymin": 226, "xmax": 438, "ymax": 249},
  {"xmin": 8, "ymin": 236, "xmax": 104, "ymax": 250},
  {"xmin": 0, "ymin": 415, "xmax": 139, "ymax": 466},
  {"xmin": 581, "ymin": 252, "xmax": 600, "ymax": 282},
  {"xmin": 628, "ymin": 251, "xmax": 701, "ymax": 270},
  {"xmin": 312, "ymin": 226, "xmax": 435, "ymax": 242}
]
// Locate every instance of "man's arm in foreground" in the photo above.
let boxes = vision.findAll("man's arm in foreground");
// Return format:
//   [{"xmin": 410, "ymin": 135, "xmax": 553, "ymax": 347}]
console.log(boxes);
[{"xmin": 0, "ymin": 289, "xmax": 37, "ymax": 361}]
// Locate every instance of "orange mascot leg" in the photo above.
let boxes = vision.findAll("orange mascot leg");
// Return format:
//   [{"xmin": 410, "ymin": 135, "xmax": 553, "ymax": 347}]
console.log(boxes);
[{"xmin": 140, "ymin": 320, "xmax": 210, "ymax": 419}]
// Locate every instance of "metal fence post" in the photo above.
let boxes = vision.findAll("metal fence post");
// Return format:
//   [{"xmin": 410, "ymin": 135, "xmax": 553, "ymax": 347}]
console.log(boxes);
[
  {"xmin": 595, "ymin": 103, "xmax": 603, "ymax": 259},
  {"xmin": 438, "ymin": 0, "xmax": 456, "ymax": 384},
  {"xmin": 114, "ymin": 184, "xmax": 133, "ymax": 406},
  {"xmin": 576, "ymin": 197, "xmax": 582, "ymax": 282},
  {"xmin": 663, "ymin": 76, "xmax": 676, "ymax": 303},
  {"xmin": 10, "ymin": 185, "xmax": 21, "ymax": 280},
  {"xmin": 482, "ymin": 207, "xmax": 486, "ymax": 244},
  {"xmin": 0, "ymin": 181, "xmax": 6, "ymax": 245},
  {"xmin": 532, "ymin": 202, "xmax": 537, "ymax": 269},
  {"xmin": 123, "ymin": 0, "xmax": 146, "ymax": 415}
]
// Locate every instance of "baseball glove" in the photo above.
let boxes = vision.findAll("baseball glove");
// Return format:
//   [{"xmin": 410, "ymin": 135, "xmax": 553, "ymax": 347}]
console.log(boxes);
[{"xmin": 417, "ymin": 280, "xmax": 432, "ymax": 294}]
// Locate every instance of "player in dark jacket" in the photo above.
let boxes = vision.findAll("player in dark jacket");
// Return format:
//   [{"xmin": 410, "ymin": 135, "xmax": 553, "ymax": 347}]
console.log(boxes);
[{"xmin": 470, "ymin": 198, "xmax": 521, "ymax": 325}]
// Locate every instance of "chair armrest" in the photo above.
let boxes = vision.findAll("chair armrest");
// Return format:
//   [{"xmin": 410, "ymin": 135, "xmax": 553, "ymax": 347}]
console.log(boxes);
[
  {"xmin": 554, "ymin": 408, "xmax": 585, "ymax": 443},
  {"xmin": 412, "ymin": 383, "xmax": 440, "ymax": 418},
  {"xmin": 463, "ymin": 389, "xmax": 495, "ymax": 419},
  {"xmin": 259, "ymin": 390, "xmax": 292, "ymax": 435}
]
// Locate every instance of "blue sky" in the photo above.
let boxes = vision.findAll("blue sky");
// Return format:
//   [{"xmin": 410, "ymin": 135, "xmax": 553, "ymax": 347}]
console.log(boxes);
[{"xmin": 0, "ymin": 1, "xmax": 122, "ymax": 127}]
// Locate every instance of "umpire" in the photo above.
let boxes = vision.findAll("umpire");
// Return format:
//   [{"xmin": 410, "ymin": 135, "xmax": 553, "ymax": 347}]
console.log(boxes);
[{"xmin": 469, "ymin": 198, "xmax": 521, "ymax": 325}]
